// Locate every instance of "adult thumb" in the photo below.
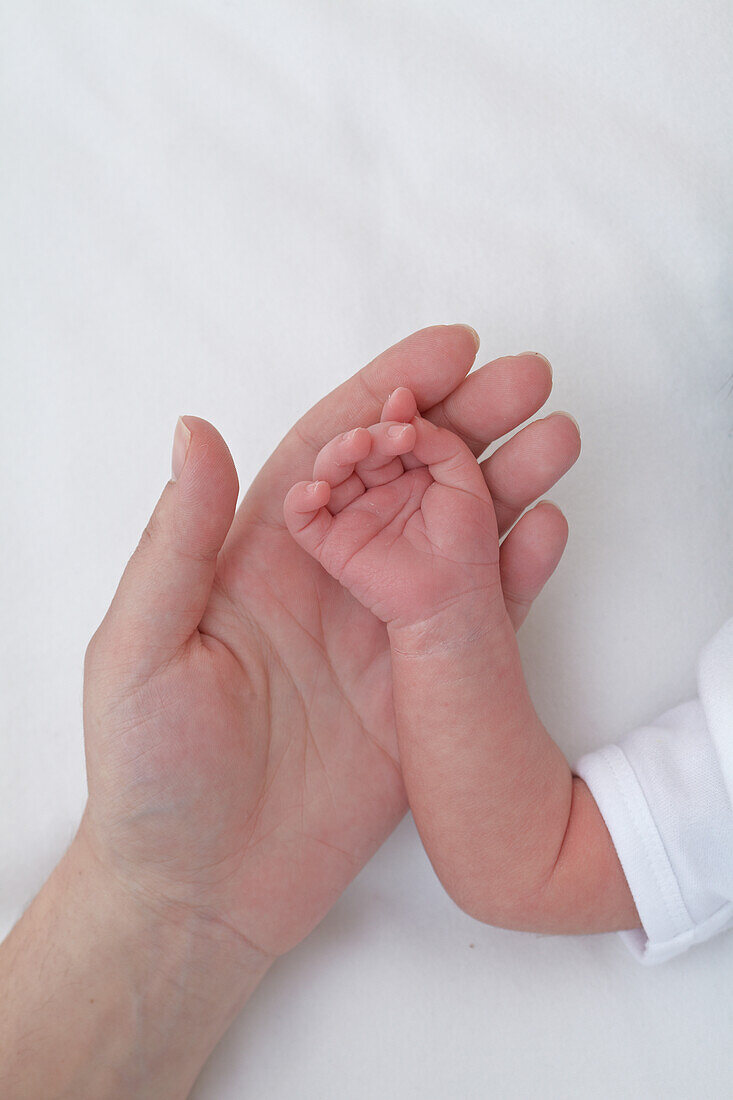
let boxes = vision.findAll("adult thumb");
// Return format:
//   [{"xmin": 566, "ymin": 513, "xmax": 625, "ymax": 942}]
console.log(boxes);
[{"xmin": 94, "ymin": 416, "xmax": 239, "ymax": 678}]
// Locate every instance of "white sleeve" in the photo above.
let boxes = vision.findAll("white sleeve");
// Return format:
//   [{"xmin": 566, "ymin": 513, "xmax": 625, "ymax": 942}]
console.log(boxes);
[{"xmin": 575, "ymin": 617, "xmax": 733, "ymax": 965}]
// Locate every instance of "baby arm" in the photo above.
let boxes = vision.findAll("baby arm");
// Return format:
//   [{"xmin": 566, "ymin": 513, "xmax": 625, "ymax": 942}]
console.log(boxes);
[
  {"xmin": 389, "ymin": 604, "xmax": 640, "ymax": 933},
  {"xmin": 284, "ymin": 388, "xmax": 639, "ymax": 935}
]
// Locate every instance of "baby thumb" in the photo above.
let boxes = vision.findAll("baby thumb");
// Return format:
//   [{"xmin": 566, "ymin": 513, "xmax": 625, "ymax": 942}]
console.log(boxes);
[{"xmin": 95, "ymin": 416, "xmax": 239, "ymax": 677}]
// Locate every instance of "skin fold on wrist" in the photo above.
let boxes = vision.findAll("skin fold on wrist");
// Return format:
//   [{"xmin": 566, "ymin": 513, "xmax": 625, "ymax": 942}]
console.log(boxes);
[{"xmin": 387, "ymin": 584, "xmax": 509, "ymax": 658}]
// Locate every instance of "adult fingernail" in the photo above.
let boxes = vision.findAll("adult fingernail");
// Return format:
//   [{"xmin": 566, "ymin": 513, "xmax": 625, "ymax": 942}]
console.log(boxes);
[
  {"xmin": 171, "ymin": 417, "xmax": 191, "ymax": 482},
  {"xmin": 458, "ymin": 325, "xmax": 480, "ymax": 352},
  {"xmin": 517, "ymin": 351, "xmax": 552, "ymax": 376},
  {"xmin": 549, "ymin": 410, "xmax": 580, "ymax": 432}
]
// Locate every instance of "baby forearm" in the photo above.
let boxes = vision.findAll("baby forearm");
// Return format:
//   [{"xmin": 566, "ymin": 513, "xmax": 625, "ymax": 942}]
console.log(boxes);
[
  {"xmin": 389, "ymin": 597, "xmax": 639, "ymax": 934},
  {"xmin": 535, "ymin": 775, "xmax": 641, "ymax": 933},
  {"xmin": 389, "ymin": 600, "xmax": 570, "ymax": 924}
]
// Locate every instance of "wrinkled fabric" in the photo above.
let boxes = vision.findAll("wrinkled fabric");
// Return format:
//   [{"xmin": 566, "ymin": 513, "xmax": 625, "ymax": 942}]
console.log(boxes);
[{"xmin": 577, "ymin": 617, "xmax": 733, "ymax": 963}]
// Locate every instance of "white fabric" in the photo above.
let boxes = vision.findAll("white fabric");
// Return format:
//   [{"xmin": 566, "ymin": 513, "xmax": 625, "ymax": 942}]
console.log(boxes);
[
  {"xmin": 3, "ymin": 2, "xmax": 733, "ymax": 1097},
  {"xmin": 577, "ymin": 617, "xmax": 733, "ymax": 964}
]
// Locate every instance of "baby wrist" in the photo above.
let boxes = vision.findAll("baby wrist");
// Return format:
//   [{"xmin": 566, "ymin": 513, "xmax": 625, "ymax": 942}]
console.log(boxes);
[{"xmin": 387, "ymin": 587, "xmax": 508, "ymax": 659}]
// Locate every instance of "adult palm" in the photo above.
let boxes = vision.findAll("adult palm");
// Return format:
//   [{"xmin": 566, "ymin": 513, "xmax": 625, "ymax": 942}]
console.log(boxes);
[{"xmin": 82, "ymin": 326, "xmax": 579, "ymax": 960}]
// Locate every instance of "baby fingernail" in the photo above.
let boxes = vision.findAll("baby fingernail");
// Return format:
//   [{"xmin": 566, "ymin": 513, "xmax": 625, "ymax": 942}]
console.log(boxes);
[
  {"xmin": 387, "ymin": 424, "xmax": 408, "ymax": 438},
  {"xmin": 171, "ymin": 417, "xmax": 191, "ymax": 481}
]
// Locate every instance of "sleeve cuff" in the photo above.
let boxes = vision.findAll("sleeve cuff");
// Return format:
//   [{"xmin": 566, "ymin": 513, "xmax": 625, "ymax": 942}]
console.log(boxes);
[{"xmin": 575, "ymin": 744, "xmax": 733, "ymax": 965}]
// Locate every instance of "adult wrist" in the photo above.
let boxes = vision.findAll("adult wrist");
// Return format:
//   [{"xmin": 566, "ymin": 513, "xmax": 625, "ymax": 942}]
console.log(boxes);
[{"xmin": 0, "ymin": 824, "xmax": 272, "ymax": 1099}]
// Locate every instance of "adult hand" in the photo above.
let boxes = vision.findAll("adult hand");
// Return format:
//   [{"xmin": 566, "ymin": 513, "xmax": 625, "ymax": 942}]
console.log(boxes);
[
  {"xmin": 0, "ymin": 326, "xmax": 579, "ymax": 1097},
  {"xmin": 84, "ymin": 324, "xmax": 578, "ymax": 955}
]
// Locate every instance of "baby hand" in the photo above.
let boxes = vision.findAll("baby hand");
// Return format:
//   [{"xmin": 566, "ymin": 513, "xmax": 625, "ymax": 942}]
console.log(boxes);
[
  {"xmin": 283, "ymin": 370, "xmax": 635, "ymax": 939},
  {"xmin": 283, "ymin": 387, "xmax": 501, "ymax": 632}
]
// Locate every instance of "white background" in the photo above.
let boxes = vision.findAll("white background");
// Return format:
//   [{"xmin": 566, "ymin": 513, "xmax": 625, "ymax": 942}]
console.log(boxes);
[{"xmin": 2, "ymin": 2, "xmax": 733, "ymax": 1096}]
